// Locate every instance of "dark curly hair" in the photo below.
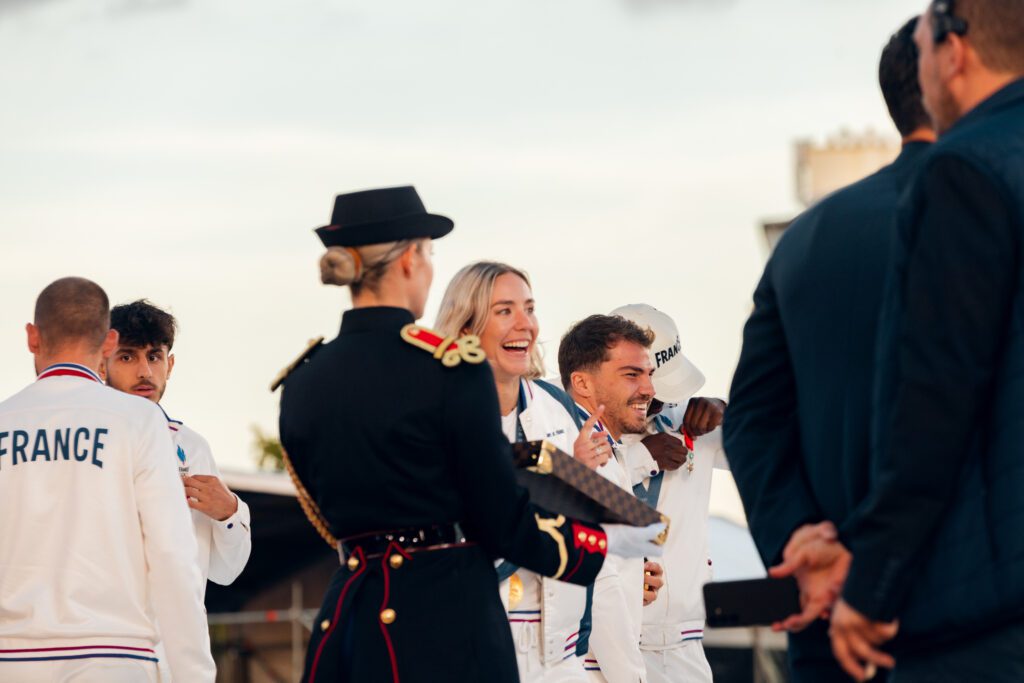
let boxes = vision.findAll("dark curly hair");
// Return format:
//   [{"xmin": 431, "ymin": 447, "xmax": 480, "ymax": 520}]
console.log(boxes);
[
  {"xmin": 110, "ymin": 300, "xmax": 178, "ymax": 350},
  {"xmin": 558, "ymin": 314, "xmax": 654, "ymax": 390}
]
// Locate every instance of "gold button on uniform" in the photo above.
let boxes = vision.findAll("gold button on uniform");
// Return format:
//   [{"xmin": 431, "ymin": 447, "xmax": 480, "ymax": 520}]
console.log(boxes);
[
  {"xmin": 380, "ymin": 608, "xmax": 396, "ymax": 625},
  {"xmin": 347, "ymin": 556, "xmax": 360, "ymax": 571},
  {"xmin": 389, "ymin": 554, "xmax": 404, "ymax": 569},
  {"xmin": 577, "ymin": 531, "xmax": 587, "ymax": 542},
  {"xmin": 588, "ymin": 535, "xmax": 597, "ymax": 546},
  {"xmin": 320, "ymin": 619, "xmax": 331, "ymax": 632}
]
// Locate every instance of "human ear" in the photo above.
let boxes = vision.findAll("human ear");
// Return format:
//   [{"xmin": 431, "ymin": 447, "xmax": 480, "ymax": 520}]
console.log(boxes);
[{"xmin": 26, "ymin": 323, "xmax": 40, "ymax": 354}]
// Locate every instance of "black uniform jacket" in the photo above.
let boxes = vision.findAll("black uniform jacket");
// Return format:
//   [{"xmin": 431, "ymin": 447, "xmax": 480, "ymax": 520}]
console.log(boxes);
[
  {"xmin": 722, "ymin": 142, "xmax": 929, "ymax": 681},
  {"xmin": 279, "ymin": 306, "xmax": 606, "ymax": 683}
]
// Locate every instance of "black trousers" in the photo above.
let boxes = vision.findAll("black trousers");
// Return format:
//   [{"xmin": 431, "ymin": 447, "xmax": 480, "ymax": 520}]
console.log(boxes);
[{"xmin": 891, "ymin": 622, "xmax": 1024, "ymax": 683}]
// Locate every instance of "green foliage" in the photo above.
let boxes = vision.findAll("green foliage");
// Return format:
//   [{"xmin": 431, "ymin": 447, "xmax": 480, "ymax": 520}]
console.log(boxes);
[{"xmin": 252, "ymin": 425, "xmax": 285, "ymax": 472}]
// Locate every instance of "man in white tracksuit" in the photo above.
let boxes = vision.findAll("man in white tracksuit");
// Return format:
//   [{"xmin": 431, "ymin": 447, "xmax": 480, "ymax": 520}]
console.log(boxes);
[
  {"xmin": 105, "ymin": 299, "xmax": 251, "ymax": 591},
  {"xmin": 558, "ymin": 314, "xmax": 667, "ymax": 683},
  {"xmin": 613, "ymin": 304, "xmax": 727, "ymax": 683},
  {"xmin": 106, "ymin": 300, "xmax": 251, "ymax": 681},
  {"xmin": 0, "ymin": 278, "xmax": 215, "ymax": 683}
]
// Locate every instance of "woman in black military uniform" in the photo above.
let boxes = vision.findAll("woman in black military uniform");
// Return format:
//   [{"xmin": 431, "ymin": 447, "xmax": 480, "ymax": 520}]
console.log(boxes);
[{"xmin": 276, "ymin": 186, "xmax": 661, "ymax": 683}]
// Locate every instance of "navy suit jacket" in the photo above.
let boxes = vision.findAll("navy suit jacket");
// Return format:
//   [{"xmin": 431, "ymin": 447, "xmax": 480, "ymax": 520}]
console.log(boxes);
[
  {"xmin": 722, "ymin": 142, "xmax": 928, "ymax": 677},
  {"xmin": 724, "ymin": 141, "xmax": 929, "ymax": 564}
]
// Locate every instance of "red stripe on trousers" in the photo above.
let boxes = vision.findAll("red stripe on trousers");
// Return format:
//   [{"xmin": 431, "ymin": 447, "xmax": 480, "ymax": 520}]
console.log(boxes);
[
  {"xmin": 378, "ymin": 541, "xmax": 409, "ymax": 683},
  {"xmin": 309, "ymin": 546, "xmax": 367, "ymax": 683}
]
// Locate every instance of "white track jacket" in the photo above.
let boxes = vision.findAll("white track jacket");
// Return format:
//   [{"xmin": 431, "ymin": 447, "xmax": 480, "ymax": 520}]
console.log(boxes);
[
  {"xmin": 498, "ymin": 380, "xmax": 589, "ymax": 672},
  {"xmin": 0, "ymin": 364, "xmax": 215, "ymax": 682},
  {"xmin": 164, "ymin": 410, "xmax": 251, "ymax": 588},
  {"xmin": 577, "ymin": 404, "xmax": 648, "ymax": 683},
  {"xmin": 623, "ymin": 405, "xmax": 728, "ymax": 650}
]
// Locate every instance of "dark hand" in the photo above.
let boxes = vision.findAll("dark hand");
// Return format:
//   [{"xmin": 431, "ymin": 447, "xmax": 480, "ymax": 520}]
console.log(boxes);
[
  {"xmin": 643, "ymin": 560, "xmax": 664, "ymax": 606},
  {"xmin": 184, "ymin": 474, "xmax": 239, "ymax": 521},
  {"xmin": 640, "ymin": 431, "xmax": 688, "ymax": 472},
  {"xmin": 683, "ymin": 397, "xmax": 726, "ymax": 437}
]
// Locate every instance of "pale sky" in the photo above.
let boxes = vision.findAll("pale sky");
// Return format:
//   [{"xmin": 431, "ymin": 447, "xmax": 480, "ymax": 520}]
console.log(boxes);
[{"xmin": 0, "ymin": 0, "xmax": 926, "ymax": 523}]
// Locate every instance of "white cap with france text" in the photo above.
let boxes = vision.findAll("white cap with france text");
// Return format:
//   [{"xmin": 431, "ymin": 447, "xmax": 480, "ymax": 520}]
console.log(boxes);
[{"xmin": 610, "ymin": 303, "xmax": 705, "ymax": 404}]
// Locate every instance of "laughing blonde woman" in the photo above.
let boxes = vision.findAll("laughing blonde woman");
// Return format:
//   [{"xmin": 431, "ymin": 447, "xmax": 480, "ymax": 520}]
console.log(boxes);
[{"xmin": 436, "ymin": 261, "xmax": 613, "ymax": 683}]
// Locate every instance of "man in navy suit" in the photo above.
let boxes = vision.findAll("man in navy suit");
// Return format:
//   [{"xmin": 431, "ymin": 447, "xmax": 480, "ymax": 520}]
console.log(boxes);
[{"xmin": 722, "ymin": 17, "xmax": 934, "ymax": 683}]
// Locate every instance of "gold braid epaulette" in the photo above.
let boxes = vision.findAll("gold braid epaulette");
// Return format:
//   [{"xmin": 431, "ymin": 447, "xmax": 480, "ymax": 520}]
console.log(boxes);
[
  {"xmin": 270, "ymin": 337, "xmax": 325, "ymax": 392},
  {"xmin": 400, "ymin": 324, "xmax": 486, "ymax": 367},
  {"xmin": 281, "ymin": 447, "xmax": 337, "ymax": 548}
]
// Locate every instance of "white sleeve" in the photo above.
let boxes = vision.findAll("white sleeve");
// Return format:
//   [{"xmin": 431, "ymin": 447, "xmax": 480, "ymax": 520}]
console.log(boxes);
[
  {"xmin": 134, "ymin": 409, "xmax": 216, "ymax": 682},
  {"xmin": 198, "ymin": 451, "xmax": 252, "ymax": 586},
  {"xmin": 588, "ymin": 453, "xmax": 647, "ymax": 681},
  {"xmin": 588, "ymin": 555, "xmax": 647, "ymax": 682},
  {"xmin": 622, "ymin": 440, "xmax": 660, "ymax": 488},
  {"xmin": 696, "ymin": 427, "xmax": 729, "ymax": 471}
]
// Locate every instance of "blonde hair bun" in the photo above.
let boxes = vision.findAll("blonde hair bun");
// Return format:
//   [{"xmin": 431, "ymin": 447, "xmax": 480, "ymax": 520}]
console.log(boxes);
[{"xmin": 319, "ymin": 247, "xmax": 360, "ymax": 286}]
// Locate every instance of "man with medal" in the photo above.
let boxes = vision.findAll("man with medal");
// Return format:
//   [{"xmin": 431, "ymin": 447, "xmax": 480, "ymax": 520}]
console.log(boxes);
[
  {"xmin": 613, "ymin": 304, "xmax": 727, "ymax": 683},
  {"xmin": 558, "ymin": 313, "xmax": 666, "ymax": 682}
]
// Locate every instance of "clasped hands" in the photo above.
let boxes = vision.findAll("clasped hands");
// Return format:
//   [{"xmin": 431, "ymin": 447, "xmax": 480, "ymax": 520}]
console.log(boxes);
[{"xmin": 770, "ymin": 522, "xmax": 898, "ymax": 681}]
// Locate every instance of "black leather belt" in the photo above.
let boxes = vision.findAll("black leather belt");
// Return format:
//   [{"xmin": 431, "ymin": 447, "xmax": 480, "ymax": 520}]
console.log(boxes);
[{"xmin": 338, "ymin": 523, "xmax": 471, "ymax": 562}]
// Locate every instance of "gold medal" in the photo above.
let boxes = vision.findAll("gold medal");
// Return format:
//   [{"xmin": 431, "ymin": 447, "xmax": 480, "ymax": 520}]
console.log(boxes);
[{"xmin": 508, "ymin": 572, "xmax": 524, "ymax": 610}]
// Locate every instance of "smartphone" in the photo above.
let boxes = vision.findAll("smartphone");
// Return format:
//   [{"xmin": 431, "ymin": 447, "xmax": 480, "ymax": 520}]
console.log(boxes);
[{"xmin": 703, "ymin": 576, "xmax": 800, "ymax": 628}]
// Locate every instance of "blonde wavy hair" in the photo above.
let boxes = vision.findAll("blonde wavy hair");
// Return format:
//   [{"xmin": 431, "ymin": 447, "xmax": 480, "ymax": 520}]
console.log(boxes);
[{"xmin": 435, "ymin": 261, "xmax": 545, "ymax": 380}]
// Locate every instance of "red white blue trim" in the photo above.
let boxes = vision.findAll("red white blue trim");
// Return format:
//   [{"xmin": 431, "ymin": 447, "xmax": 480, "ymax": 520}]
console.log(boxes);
[
  {"xmin": 681, "ymin": 628, "xmax": 704, "ymax": 642},
  {"xmin": 36, "ymin": 363, "xmax": 102, "ymax": 384},
  {"xmin": 0, "ymin": 644, "xmax": 158, "ymax": 663},
  {"xmin": 562, "ymin": 629, "xmax": 580, "ymax": 655},
  {"xmin": 583, "ymin": 658, "xmax": 601, "ymax": 671},
  {"xmin": 159, "ymin": 405, "xmax": 183, "ymax": 432}
]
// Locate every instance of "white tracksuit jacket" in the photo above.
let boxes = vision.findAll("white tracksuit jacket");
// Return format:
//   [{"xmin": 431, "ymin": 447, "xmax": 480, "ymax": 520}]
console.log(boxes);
[
  {"xmin": 622, "ymin": 405, "xmax": 728, "ymax": 650},
  {"xmin": 576, "ymin": 404, "xmax": 648, "ymax": 683},
  {"xmin": 163, "ymin": 409, "xmax": 251, "ymax": 588},
  {"xmin": 498, "ymin": 380, "xmax": 589, "ymax": 678},
  {"xmin": 0, "ymin": 364, "xmax": 215, "ymax": 682}
]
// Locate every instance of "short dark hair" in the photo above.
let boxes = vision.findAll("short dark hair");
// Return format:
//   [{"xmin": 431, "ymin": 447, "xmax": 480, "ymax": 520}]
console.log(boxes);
[
  {"xmin": 110, "ymin": 300, "xmax": 177, "ymax": 351},
  {"xmin": 880, "ymin": 17, "xmax": 931, "ymax": 137},
  {"xmin": 954, "ymin": 0, "xmax": 1024, "ymax": 73},
  {"xmin": 558, "ymin": 315, "xmax": 655, "ymax": 390},
  {"xmin": 34, "ymin": 277, "xmax": 110, "ymax": 351}
]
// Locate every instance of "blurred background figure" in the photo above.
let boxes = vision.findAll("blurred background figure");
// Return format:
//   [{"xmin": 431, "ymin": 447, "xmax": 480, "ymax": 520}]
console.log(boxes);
[
  {"xmin": 723, "ymin": 15, "xmax": 933, "ymax": 683},
  {"xmin": 827, "ymin": 1, "xmax": 1024, "ymax": 680}
]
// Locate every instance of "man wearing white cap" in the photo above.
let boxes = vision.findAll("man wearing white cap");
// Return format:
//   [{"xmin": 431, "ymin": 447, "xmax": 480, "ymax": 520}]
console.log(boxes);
[{"xmin": 611, "ymin": 304, "xmax": 727, "ymax": 683}]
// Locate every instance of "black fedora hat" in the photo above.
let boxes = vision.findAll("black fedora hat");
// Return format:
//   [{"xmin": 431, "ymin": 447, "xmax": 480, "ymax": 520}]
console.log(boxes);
[{"xmin": 314, "ymin": 185, "xmax": 454, "ymax": 248}]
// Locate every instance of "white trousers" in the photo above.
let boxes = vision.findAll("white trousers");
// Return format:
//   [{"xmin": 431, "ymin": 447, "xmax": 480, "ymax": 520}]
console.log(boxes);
[
  {"xmin": 642, "ymin": 640, "xmax": 713, "ymax": 683},
  {"xmin": 1, "ymin": 658, "xmax": 161, "ymax": 683},
  {"xmin": 511, "ymin": 621, "xmax": 590, "ymax": 683}
]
